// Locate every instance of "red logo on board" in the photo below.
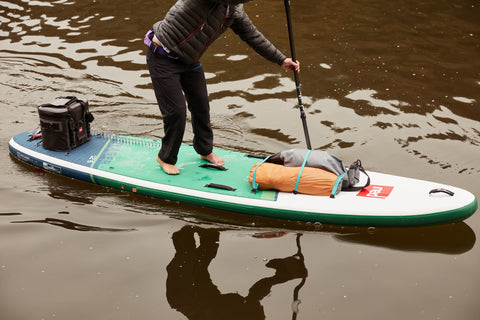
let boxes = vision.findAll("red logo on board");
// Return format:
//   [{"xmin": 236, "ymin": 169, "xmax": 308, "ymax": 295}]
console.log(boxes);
[{"xmin": 357, "ymin": 185, "xmax": 394, "ymax": 199}]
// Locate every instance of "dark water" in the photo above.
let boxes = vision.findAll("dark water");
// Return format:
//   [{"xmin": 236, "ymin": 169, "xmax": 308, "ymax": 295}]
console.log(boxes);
[{"xmin": 1, "ymin": 0, "xmax": 479, "ymax": 319}]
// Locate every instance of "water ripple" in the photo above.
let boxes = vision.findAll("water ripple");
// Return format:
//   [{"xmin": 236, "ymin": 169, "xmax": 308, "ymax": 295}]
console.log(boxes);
[{"xmin": 12, "ymin": 218, "xmax": 136, "ymax": 232}]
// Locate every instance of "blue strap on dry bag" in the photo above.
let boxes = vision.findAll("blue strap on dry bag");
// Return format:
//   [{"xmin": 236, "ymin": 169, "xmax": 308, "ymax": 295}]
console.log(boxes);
[
  {"xmin": 330, "ymin": 173, "xmax": 346, "ymax": 198},
  {"xmin": 293, "ymin": 149, "xmax": 311, "ymax": 194},
  {"xmin": 251, "ymin": 155, "xmax": 271, "ymax": 194}
]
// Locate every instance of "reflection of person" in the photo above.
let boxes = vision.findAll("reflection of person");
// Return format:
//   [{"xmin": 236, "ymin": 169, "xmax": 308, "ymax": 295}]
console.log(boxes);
[
  {"xmin": 166, "ymin": 225, "xmax": 308, "ymax": 319},
  {"xmin": 145, "ymin": 0, "xmax": 300, "ymax": 175}
]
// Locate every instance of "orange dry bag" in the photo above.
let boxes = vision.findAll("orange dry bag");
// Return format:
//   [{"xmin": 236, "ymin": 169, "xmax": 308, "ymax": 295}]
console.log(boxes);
[{"xmin": 248, "ymin": 162, "xmax": 339, "ymax": 196}]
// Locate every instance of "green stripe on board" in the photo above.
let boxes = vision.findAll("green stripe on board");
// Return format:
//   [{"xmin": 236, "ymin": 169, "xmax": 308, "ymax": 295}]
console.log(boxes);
[{"xmin": 89, "ymin": 137, "xmax": 113, "ymax": 184}]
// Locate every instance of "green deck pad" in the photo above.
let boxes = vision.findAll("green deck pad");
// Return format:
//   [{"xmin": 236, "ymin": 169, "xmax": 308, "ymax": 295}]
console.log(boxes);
[{"xmin": 91, "ymin": 134, "xmax": 277, "ymax": 201}]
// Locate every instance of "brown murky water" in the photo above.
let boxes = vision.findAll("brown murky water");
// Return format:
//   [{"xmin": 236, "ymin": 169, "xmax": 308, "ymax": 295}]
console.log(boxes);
[{"xmin": 1, "ymin": 0, "xmax": 479, "ymax": 319}]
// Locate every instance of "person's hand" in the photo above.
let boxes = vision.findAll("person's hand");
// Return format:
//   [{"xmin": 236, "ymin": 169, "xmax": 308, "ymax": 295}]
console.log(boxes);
[{"xmin": 281, "ymin": 58, "xmax": 300, "ymax": 72}]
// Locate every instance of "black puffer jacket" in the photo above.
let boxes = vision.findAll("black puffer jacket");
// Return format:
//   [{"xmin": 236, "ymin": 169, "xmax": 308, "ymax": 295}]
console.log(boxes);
[{"xmin": 153, "ymin": 0, "xmax": 286, "ymax": 65}]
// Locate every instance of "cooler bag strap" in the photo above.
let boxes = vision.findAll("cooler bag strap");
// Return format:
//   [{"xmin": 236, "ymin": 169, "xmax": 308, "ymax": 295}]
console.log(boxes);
[
  {"xmin": 60, "ymin": 96, "xmax": 94, "ymax": 123},
  {"xmin": 59, "ymin": 96, "xmax": 79, "ymax": 106}
]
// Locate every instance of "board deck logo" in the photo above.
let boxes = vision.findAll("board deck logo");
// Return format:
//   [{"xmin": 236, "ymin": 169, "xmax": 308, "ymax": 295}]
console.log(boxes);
[{"xmin": 357, "ymin": 185, "xmax": 394, "ymax": 199}]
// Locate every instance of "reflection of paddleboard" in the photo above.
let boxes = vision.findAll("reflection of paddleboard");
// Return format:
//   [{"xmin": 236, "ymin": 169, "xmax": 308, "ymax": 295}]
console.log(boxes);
[
  {"xmin": 334, "ymin": 222, "xmax": 476, "ymax": 254},
  {"xmin": 9, "ymin": 131, "xmax": 477, "ymax": 227}
]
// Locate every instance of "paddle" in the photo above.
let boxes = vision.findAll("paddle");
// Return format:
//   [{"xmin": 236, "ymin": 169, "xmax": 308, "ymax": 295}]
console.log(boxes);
[{"xmin": 284, "ymin": 0, "xmax": 312, "ymax": 150}]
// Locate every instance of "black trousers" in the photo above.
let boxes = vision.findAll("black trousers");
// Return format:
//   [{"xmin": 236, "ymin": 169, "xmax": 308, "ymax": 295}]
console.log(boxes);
[{"xmin": 146, "ymin": 49, "xmax": 213, "ymax": 165}]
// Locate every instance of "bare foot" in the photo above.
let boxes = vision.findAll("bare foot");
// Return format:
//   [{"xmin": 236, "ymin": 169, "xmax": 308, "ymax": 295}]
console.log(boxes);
[
  {"xmin": 200, "ymin": 152, "xmax": 225, "ymax": 166},
  {"xmin": 157, "ymin": 156, "xmax": 180, "ymax": 175}
]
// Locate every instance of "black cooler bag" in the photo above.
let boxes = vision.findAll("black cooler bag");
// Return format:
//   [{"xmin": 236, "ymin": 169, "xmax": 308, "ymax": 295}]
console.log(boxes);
[{"xmin": 38, "ymin": 96, "xmax": 94, "ymax": 151}]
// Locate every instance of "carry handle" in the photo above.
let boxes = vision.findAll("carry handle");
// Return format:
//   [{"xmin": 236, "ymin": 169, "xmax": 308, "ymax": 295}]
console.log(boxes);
[
  {"xmin": 429, "ymin": 188, "xmax": 454, "ymax": 196},
  {"xmin": 199, "ymin": 163, "xmax": 227, "ymax": 171},
  {"xmin": 56, "ymin": 96, "xmax": 78, "ymax": 106},
  {"xmin": 205, "ymin": 183, "xmax": 236, "ymax": 191}
]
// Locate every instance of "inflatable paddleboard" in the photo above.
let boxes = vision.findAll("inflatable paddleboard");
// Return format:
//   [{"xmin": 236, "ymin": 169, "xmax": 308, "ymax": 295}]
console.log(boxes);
[{"xmin": 9, "ymin": 130, "xmax": 477, "ymax": 227}]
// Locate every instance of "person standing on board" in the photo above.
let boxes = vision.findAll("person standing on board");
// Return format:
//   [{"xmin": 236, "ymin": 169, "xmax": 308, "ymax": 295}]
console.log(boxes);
[{"xmin": 145, "ymin": 0, "xmax": 300, "ymax": 175}]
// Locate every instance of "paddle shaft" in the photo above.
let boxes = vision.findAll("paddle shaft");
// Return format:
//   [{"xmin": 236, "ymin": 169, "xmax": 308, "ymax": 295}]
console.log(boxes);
[
  {"xmin": 284, "ymin": 0, "xmax": 312, "ymax": 150},
  {"xmin": 292, "ymin": 233, "xmax": 306, "ymax": 320}
]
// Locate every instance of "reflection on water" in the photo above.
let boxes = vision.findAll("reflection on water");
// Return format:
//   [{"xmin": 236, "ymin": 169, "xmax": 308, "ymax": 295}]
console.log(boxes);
[
  {"xmin": 11, "ymin": 217, "xmax": 136, "ymax": 232},
  {"xmin": 334, "ymin": 222, "xmax": 476, "ymax": 255},
  {"xmin": 164, "ymin": 223, "xmax": 474, "ymax": 320},
  {"xmin": 166, "ymin": 225, "xmax": 307, "ymax": 319}
]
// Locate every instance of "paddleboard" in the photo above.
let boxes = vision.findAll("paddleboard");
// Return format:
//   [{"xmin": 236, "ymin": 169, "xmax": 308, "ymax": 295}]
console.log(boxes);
[{"xmin": 9, "ymin": 130, "xmax": 477, "ymax": 227}]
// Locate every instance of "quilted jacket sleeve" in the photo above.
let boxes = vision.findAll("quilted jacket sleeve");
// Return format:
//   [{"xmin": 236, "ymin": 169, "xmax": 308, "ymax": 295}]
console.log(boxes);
[{"xmin": 230, "ymin": 5, "xmax": 287, "ymax": 66}]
